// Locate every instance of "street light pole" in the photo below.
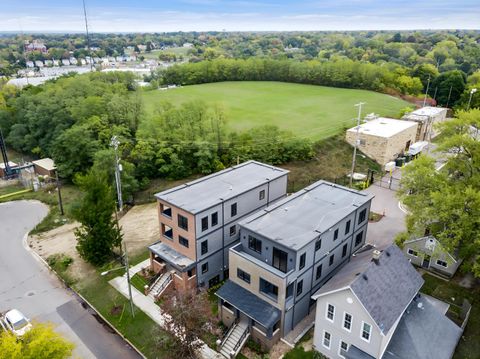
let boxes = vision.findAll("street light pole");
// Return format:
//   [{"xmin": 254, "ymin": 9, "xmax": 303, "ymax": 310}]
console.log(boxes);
[
  {"xmin": 124, "ymin": 243, "xmax": 135, "ymax": 318},
  {"xmin": 110, "ymin": 136, "xmax": 123, "ymax": 212},
  {"xmin": 349, "ymin": 102, "xmax": 365, "ymax": 188},
  {"xmin": 423, "ymin": 76, "xmax": 431, "ymax": 107},
  {"xmin": 55, "ymin": 168, "xmax": 64, "ymax": 216},
  {"xmin": 467, "ymin": 88, "xmax": 477, "ymax": 110}
]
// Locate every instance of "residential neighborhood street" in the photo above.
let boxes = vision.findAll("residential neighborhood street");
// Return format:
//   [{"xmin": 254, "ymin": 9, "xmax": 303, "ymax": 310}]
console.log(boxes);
[{"xmin": 0, "ymin": 200, "xmax": 141, "ymax": 359}]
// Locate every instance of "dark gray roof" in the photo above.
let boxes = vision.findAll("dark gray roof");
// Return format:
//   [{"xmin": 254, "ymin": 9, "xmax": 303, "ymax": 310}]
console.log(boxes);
[
  {"xmin": 313, "ymin": 245, "xmax": 424, "ymax": 334},
  {"xmin": 216, "ymin": 280, "xmax": 281, "ymax": 329},
  {"xmin": 382, "ymin": 294, "xmax": 462, "ymax": 359},
  {"xmin": 345, "ymin": 345, "xmax": 375, "ymax": 359},
  {"xmin": 155, "ymin": 161, "xmax": 288, "ymax": 214},
  {"xmin": 240, "ymin": 181, "xmax": 373, "ymax": 250},
  {"xmin": 148, "ymin": 241, "xmax": 195, "ymax": 271}
]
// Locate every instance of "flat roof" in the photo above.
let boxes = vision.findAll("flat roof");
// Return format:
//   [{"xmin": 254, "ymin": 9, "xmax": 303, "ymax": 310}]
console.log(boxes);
[
  {"xmin": 239, "ymin": 181, "xmax": 373, "ymax": 250},
  {"xmin": 0, "ymin": 161, "xmax": 18, "ymax": 169},
  {"xmin": 410, "ymin": 106, "xmax": 447, "ymax": 117},
  {"xmin": 32, "ymin": 158, "xmax": 55, "ymax": 171},
  {"xmin": 155, "ymin": 160, "xmax": 288, "ymax": 214},
  {"xmin": 347, "ymin": 117, "xmax": 417, "ymax": 138},
  {"xmin": 148, "ymin": 241, "xmax": 195, "ymax": 271}
]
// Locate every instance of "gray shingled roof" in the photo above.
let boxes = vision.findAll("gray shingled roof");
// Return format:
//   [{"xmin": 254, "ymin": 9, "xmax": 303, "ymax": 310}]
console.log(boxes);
[
  {"xmin": 155, "ymin": 160, "xmax": 288, "ymax": 214},
  {"xmin": 313, "ymin": 245, "xmax": 424, "ymax": 334},
  {"xmin": 216, "ymin": 280, "xmax": 281, "ymax": 329},
  {"xmin": 382, "ymin": 294, "xmax": 462, "ymax": 359},
  {"xmin": 240, "ymin": 181, "xmax": 373, "ymax": 250}
]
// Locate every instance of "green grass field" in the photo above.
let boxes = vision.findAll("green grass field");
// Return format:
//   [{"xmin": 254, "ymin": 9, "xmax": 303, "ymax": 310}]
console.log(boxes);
[{"xmin": 141, "ymin": 81, "xmax": 411, "ymax": 140}]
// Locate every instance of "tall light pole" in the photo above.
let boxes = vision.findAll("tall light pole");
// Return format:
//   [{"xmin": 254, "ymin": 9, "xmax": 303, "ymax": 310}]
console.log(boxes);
[
  {"xmin": 467, "ymin": 88, "xmax": 477, "ymax": 110},
  {"xmin": 110, "ymin": 136, "xmax": 123, "ymax": 212},
  {"xmin": 423, "ymin": 76, "xmax": 430, "ymax": 107},
  {"xmin": 349, "ymin": 102, "xmax": 365, "ymax": 188}
]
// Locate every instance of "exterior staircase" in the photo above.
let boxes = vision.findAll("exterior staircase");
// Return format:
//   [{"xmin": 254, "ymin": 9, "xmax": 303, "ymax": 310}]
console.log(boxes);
[
  {"xmin": 219, "ymin": 321, "xmax": 250, "ymax": 358},
  {"xmin": 148, "ymin": 271, "xmax": 173, "ymax": 300}
]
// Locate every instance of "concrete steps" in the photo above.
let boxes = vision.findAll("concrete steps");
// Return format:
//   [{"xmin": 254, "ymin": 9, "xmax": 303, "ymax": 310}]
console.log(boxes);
[{"xmin": 220, "ymin": 322, "xmax": 249, "ymax": 358}]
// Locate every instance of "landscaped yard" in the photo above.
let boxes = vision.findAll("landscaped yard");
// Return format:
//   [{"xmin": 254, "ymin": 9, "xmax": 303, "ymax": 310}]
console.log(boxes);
[{"xmin": 140, "ymin": 81, "xmax": 411, "ymax": 140}]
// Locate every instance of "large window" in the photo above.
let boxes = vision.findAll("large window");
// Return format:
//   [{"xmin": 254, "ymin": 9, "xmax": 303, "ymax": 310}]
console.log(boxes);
[
  {"xmin": 259, "ymin": 278, "xmax": 278, "ymax": 300},
  {"xmin": 299, "ymin": 252, "xmax": 306, "ymax": 270},
  {"xmin": 201, "ymin": 216, "xmax": 208, "ymax": 232},
  {"xmin": 272, "ymin": 247, "xmax": 288, "ymax": 273},
  {"xmin": 358, "ymin": 208, "xmax": 367, "ymax": 224},
  {"xmin": 316, "ymin": 264, "xmax": 323, "ymax": 280},
  {"xmin": 329, "ymin": 254, "xmax": 335, "ymax": 266},
  {"xmin": 339, "ymin": 341, "xmax": 349, "ymax": 358},
  {"xmin": 211, "ymin": 212, "xmax": 218, "ymax": 227},
  {"xmin": 230, "ymin": 225, "xmax": 236, "ymax": 236},
  {"xmin": 343, "ymin": 312, "xmax": 352, "ymax": 331},
  {"xmin": 315, "ymin": 239, "xmax": 322, "ymax": 251},
  {"xmin": 407, "ymin": 248, "xmax": 418, "ymax": 257},
  {"xmin": 161, "ymin": 204, "xmax": 172, "ymax": 218},
  {"xmin": 201, "ymin": 240, "xmax": 208, "ymax": 255},
  {"xmin": 231, "ymin": 203, "xmax": 237, "ymax": 217},
  {"xmin": 355, "ymin": 231, "xmax": 363, "ymax": 247},
  {"xmin": 179, "ymin": 236, "xmax": 189, "ymax": 248},
  {"xmin": 323, "ymin": 331, "xmax": 331, "ymax": 349},
  {"xmin": 345, "ymin": 220, "xmax": 351, "ymax": 235},
  {"xmin": 334, "ymin": 228, "xmax": 339, "ymax": 241},
  {"xmin": 326, "ymin": 303, "xmax": 335, "ymax": 322},
  {"xmin": 162, "ymin": 224, "xmax": 173, "ymax": 240},
  {"xmin": 259, "ymin": 190, "xmax": 265, "ymax": 200},
  {"xmin": 296, "ymin": 280, "xmax": 303, "ymax": 296},
  {"xmin": 201, "ymin": 262, "xmax": 209, "ymax": 274},
  {"xmin": 248, "ymin": 235, "xmax": 262, "ymax": 254},
  {"xmin": 361, "ymin": 322, "xmax": 372, "ymax": 342},
  {"xmin": 237, "ymin": 268, "xmax": 251, "ymax": 284},
  {"xmin": 178, "ymin": 214, "xmax": 188, "ymax": 231},
  {"xmin": 342, "ymin": 244, "xmax": 348, "ymax": 258},
  {"xmin": 286, "ymin": 282, "xmax": 294, "ymax": 299},
  {"xmin": 436, "ymin": 259, "xmax": 448, "ymax": 268}
]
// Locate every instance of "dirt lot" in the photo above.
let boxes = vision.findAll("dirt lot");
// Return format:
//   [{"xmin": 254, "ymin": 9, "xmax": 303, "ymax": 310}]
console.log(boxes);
[{"xmin": 28, "ymin": 202, "xmax": 159, "ymax": 282}]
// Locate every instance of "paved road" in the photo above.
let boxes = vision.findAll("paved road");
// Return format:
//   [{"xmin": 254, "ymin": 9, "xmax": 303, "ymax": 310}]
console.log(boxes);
[{"xmin": 0, "ymin": 200, "xmax": 141, "ymax": 359}]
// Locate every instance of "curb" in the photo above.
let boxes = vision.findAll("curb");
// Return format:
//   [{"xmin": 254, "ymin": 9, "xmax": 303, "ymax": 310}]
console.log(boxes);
[{"xmin": 24, "ymin": 233, "xmax": 147, "ymax": 359}]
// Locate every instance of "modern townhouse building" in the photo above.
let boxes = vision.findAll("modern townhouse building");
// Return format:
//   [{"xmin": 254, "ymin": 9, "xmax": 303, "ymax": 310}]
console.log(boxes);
[
  {"xmin": 215, "ymin": 181, "xmax": 373, "ymax": 353},
  {"xmin": 147, "ymin": 160, "xmax": 289, "ymax": 294},
  {"xmin": 311, "ymin": 245, "xmax": 463, "ymax": 359}
]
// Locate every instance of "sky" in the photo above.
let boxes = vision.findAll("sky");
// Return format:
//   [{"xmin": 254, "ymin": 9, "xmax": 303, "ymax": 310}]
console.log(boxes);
[{"xmin": 1, "ymin": 0, "xmax": 479, "ymax": 33}]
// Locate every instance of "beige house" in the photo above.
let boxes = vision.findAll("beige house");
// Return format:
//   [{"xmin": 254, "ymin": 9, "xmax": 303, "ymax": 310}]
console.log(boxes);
[
  {"xmin": 345, "ymin": 117, "xmax": 418, "ymax": 166},
  {"xmin": 402, "ymin": 106, "xmax": 448, "ymax": 141}
]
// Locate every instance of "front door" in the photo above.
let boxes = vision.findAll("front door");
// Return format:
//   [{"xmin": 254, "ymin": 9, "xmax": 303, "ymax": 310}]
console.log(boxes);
[{"xmin": 422, "ymin": 255, "xmax": 431, "ymax": 268}]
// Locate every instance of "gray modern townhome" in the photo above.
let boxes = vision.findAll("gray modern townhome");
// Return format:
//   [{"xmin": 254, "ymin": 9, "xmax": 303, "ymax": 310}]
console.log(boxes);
[
  {"xmin": 215, "ymin": 181, "xmax": 373, "ymax": 354},
  {"xmin": 147, "ymin": 160, "xmax": 289, "ymax": 294}
]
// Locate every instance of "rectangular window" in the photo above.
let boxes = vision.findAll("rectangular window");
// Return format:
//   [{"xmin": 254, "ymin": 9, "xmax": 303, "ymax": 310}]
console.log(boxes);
[
  {"xmin": 162, "ymin": 224, "xmax": 173, "ymax": 240},
  {"xmin": 259, "ymin": 278, "xmax": 278, "ymax": 300},
  {"xmin": 286, "ymin": 282, "xmax": 294, "ymax": 299},
  {"xmin": 339, "ymin": 341, "xmax": 349, "ymax": 358},
  {"xmin": 211, "ymin": 212, "xmax": 218, "ymax": 227},
  {"xmin": 178, "ymin": 214, "xmax": 188, "ymax": 231},
  {"xmin": 342, "ymin": 244, "xmax": 348, "ymax": 258},
  {"xmin": 229, "ymin": 225, "xmax": 236, "ymax": 236},
  {"xmin": 299, "ymin": 253, "xmax": 306, "ymax": 270},
  {"xmin": 296, "ymin": 280, "xmax": 303, "ymax": 296},
  {"xmin": 272, "ymin": 247, "xmax": 288, "ymax": 273},
  {"xmin": 323, "ymin": 331, "xmax": 331, "ymax": 349},
  {"xmin": 201, "ymin": 240, "xmax": 208, "ymax": 255},
  {"xmin": 329, "ymin": 254, "xmax": 335, "ymax": 266},
  {"xmin": 259, "ymin": 189, "xmax": 265, "ymax": 200},
  {"xmin": 248, "ymin": 235, "xmax": 262, "ymax": 254},
  {"xmin": 345, "ymin": 220, "xmax": 351, "ymax": 235},
  {"xmin": 201, "ymin": 262, "xmax": 209, "ymax": 274},
  {"xmin": 358, "ymin": 208, "xmax": 367, "ymax": 224},
  {"xmin": 237, "ymin": 268, "xmax": 251, "ymax": 284},
  {"xmin": 436, "ymin": 260, "xmax": 448, "ymax": 268},
  {"xmin": 201, "ymin": 216, "xmax": 208, "ymax": 231},
  {"xmin": 334, "ymin": 228, "xmax": 339, "ymax": 241},
  {"xmin": 315, "ymin": 239, "xmax": 322, "ymax": 251},
  {"xmin": 161, "ymin": 204, "xmax": 172, "ymax": 218},
  {"xmin": 343, "ymin": 313, "xmax": 352, "ymax": 331},
  {"xmin": 231, "ymin": 203, "xmax": 237, "ymax": 217},
  {"xmin": 407, "ymin": 248, "xmax": 418, "ymax": 257},
  {"xmin": 179, "ymin": 236, "xmax": 189, "ymax": 248},
  {"xmin": 316, "ymin": 264, "xmax": 323, "ymax": 280},
  {"xmin": 361, "ymin": 322, "xmax": 372, "ymax": 342},
  {"xmin": 326, "ymin": 303, "xmax": 335, "ymax": 322},
  {"xmin": 355, "ymin": 231, "xmax": 363, "ymax": 247}
]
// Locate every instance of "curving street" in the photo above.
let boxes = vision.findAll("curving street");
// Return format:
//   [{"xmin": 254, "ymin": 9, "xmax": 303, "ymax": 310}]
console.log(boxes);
[{"xmin": 0, "ymin": 200, "xmax": 141, "ymax": 359}]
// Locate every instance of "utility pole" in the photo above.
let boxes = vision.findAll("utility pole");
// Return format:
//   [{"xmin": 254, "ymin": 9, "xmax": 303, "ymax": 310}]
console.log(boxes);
[
  {"xmin": 82, "ymin": 0, "xmax": 94, "ymax": 70},
  {"xmin": 446, "ymin": 85, "xmax": 453, "ymax": 108},
  {"xmin": 423, "ymin": 76, "xmax": 430, "ymax": 107},
  {"xmin": 124, "ymin": 243, "xmax": 135, "ymax": 318},
  {"xmin": 110, "ymin": 136, "xmax": 123, "ymax": 212},
  {"xmin": 467, "ymin": 88, "xmax": 477, "ymax": 110},
  {"xmin": 349, "ymin": 102, "xmax": 365, "ymax": 188},
  {"xmin": 55, "ymin": 168, "xmax": 64, "ymax": 215}
]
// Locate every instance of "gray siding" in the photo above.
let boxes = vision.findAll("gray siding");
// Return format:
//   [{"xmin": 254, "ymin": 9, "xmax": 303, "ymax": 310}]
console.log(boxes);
[{"xmin": 197, "ymin": 250, "xmax": 223, "ymax": 287}]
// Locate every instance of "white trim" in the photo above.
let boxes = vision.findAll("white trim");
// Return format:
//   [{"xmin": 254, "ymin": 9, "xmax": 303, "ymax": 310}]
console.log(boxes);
[
  {"xmin": 311, "ymin": 286, "xmax": 349, "ymax": 300},
  {"xmin": 343, "ymin": 311, "xmax": 352, "ymax": 332},
  {"xmin": 325, "ymin": 303, "xmax": 335, "ymax": 323},
  {"xmin": 338, "ymin": 341, "xmax": 349, "ymax": 359},
  {"xmin": 407, "ymin": 248, "xmax": 418, "ymax": 257},
  {"xmin": 436, "ymin": 259, "xmax": 448, "ymax": 268},
  {"xmin": 361, "ymin": 321, "xmax": 372, "ymax": 343},
  {"xmin": 322, "ymin": 330, "xmax": 331, "ymax": 350}
]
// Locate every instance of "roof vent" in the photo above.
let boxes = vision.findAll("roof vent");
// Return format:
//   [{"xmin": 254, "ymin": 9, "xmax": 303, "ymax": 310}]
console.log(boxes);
[
  {"xmin": 385, "ymin": 250, "xmax": 391, "ymax": 257},
  {"xmin": 417, "ymin": 302, "xmax": 424, "ymax": 310},
  {"xmin": 372, "ymin": 249, "xmax": 381, "ymax": 265},
  {"xmin": 362, "ymin": 274, "xmax": 368, "ymax": 281}
]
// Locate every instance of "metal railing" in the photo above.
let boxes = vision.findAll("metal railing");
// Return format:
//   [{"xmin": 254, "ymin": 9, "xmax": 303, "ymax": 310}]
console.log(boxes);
[
  {"xmin": 233, "ymin": 326, "xmax": 249, "ymax": 353},
  {"xmin": 153, "ymin": 273, "xmax": 173, "ymax": 297},
  {"xmin": 220, "ymin": 318, "xmax": 239, "ymax": 348}
]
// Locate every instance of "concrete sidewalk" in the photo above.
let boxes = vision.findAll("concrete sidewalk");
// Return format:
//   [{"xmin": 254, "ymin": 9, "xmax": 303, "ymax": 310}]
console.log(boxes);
[{"xmin": 109, "ymin": 261, "xmax": 223, "ymax": 359}]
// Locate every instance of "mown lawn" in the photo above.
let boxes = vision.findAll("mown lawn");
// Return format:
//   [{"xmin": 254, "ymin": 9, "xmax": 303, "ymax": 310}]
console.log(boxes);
[{"xmin": 141, "ymin": 81, "xmax": 411, "ymax": 140}]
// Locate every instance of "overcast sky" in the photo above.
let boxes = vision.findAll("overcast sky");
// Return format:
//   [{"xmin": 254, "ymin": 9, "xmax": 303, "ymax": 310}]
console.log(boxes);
[{"xmin": 1, "ymin": 0, "xmax": 479, "ymax": 33}]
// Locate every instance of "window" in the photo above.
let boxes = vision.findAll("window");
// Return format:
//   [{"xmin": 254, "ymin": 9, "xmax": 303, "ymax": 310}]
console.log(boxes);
[
  {"xmin": 211, "ymin": 212, "xmax": 218, "ymax": 227},
  {"xmin": 201, "ymin": 262, "xmax": 209, "ymax": 274},
  {"xmin": 296, "ymin": 280, "xmax": 303, "ymax": 296},
  {"xmin": 339, "ymin": 341, "xmax": 349, "ymax": 358},
  {"xmin": 259, "ymin": 278, "xmax": 278, "ymax": 300},
  {"xmin": 436, "ymin": 259, "xmax": 448, "ymax": 268},
  {"xmin": 248, "ymin": 235, "xmax": 262, "ymax": 254},
  {"xmin": 201, "ymin": 216, "xmax": 208, "ymax": 231},
  {"xmin": 315, "ymin": 239, "xmax": 322, "ymax": 251},
  {"xmin": 161, "ymin": 204, "xmax": 172, "ymax": 218},
  {"xmin": 358, "ymin": 208, "xmax": 367, "ymax": 225},
  {"xmin": 286, "ymin": 282, "xmax": 294, "ymax": 299},
  {"xmin": 334, "ymin": 228, "xmax": 339, "ymax": 241},
  {"xmin": 229, "ymin": 225, "xmax": 236, "ymax": 236},
  {"xmin": 178, "ymin": 214, "xmax": 188, "ymax": 231},
  {"xmin": 237, "ymin": 268, "xmax": 251, "ymax": 284},
  {"xmin": 326, "ymin": 303, "xmax": 335, "ymax": 322},
  {"xmin": 299, "ymin": 253, "xmax": 306, "ymax": 270},
  {"xmin": 272, "ymin": 247, "xmax": 288, "ymax": 273},
  {"xmin": 355, "ymin": 231, "xmax": 363, "ymax": 247},
  {"xmin": 345, "ymin": 220, "xmax": 351, "ymax": 235},
  {"xmin": 316, "ymin": 264, "xmax": 323, "ymax": 280},
  {"xmin": 179, "ymin": 236, "xmax": 189, "ymax": 248},
  {"xmin": 231, "ymin": 203, "xmax": 237, "ymax": 217},
  {"xmin": 259, "ymin": 190, "xmax": 265, "ymax": 200},
  {"xmin": 329, "ymin": 254, "xmax": 335, "ymax": 266},
  {"xmin": 323, "ymin": 331, "xmax": 331, "ymax": 349},
  {"xmin": 342, "ymin": 244, "xmax": 348, "ymax": 258},
  {"xmin": 201, "ymin": 240, "xmax": 208, "ymax": 255},
  {"xmin": 407, "ymin": 248, "xmax": 418, "ymax": 257},
  {"xmin": 343, "ymin": 313, "xmax": 352, "ymax": 331},
  {"xmin": 361, "ymin": 322, "xmax": 372, "ymax": 342},
  {"xmin": 162, "ymin": 224, "xmax": 173, "ymax": 240}
]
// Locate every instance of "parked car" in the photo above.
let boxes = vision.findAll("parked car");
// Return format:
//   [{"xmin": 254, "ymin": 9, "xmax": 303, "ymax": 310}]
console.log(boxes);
[{"xmin": 1, "ymin": 309, "xmax": 32, "ymax": 336}]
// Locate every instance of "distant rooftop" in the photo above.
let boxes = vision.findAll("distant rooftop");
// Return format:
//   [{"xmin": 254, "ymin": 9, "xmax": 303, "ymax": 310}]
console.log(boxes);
[
  {"xmin": 403, "ymin": 106, "xmax": 448, "ymax": 122},
  {"xmin": 155, "ymin": 160, "xmax": 288, "ymax": 214},
  {"xmin": 347, "ymin": 117, "xmax": 417, "ymax": 138},
  {"xmin": 240, "ymin": 181, "xmax": 373, "ymax": 250},
  {"xmin": 32, "ymin": 158, "xmax": 55, "ymax": 171}
]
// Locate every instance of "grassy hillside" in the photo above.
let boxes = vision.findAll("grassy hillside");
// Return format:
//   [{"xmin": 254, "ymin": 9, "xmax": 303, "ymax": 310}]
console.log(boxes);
[{"xmin": 141, "ymin": 81, "xmax": 411, "ymax": 140}]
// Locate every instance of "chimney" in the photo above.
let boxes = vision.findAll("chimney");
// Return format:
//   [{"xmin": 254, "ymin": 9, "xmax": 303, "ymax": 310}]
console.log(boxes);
[{"xmin": 372, "ymin": 249, "xmax": 381, "ymax": 265}]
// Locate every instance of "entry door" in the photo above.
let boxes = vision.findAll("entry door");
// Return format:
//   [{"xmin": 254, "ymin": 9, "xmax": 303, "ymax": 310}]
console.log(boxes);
[{"xmin": 422, "ymin": 255, "xmax": 431, "ymax": 268}]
